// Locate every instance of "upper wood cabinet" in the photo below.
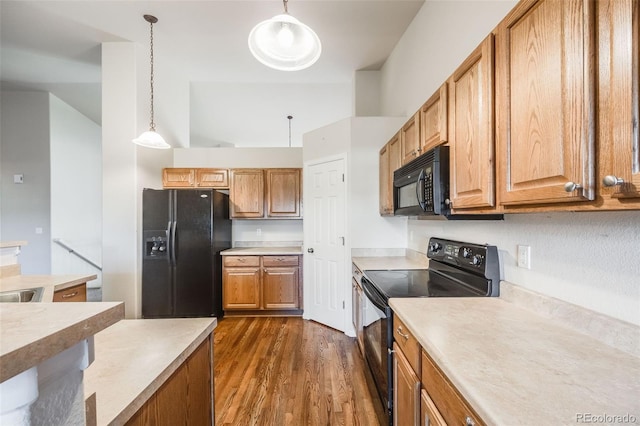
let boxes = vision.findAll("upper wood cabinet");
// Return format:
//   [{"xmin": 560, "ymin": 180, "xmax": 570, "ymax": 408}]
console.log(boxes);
[
  {"xmin": 419, "ymin": 82, "xmax": 448, "ymax": 153},
  {"xmin": 229, "ymin": 169, "xmax": 265, "ymax": 218},
  {"xmin": 195, "ymin": 168, "xmax": 229, "ymax": 188},
  {"xmin": 401, "ymin": 111, "xmax": 421, "ymax": 165},
  {"xmin": 449, "ymin": 34, "xmax": 496, "ymax": 210},
  {"xmin": 163, "ymin": 168, "xmax": 229, "ymax": 189},
  {"xmin": 229, "ymin": 168, "xmax": 302, "ymax": 219},
  {"xmin": 496, "ymin": 0, "xmax": 595, "ymax": 206},
  {"xmin": 379, "ymin": 131, "xmax": 402, "ymax": 216},
  {"xmin": 266, "ymin": 169, "xmax": 301, "ymax": 218},
  {"xmin": 597, "ymin": 0, "xmax": 640, "ymax": 202}
]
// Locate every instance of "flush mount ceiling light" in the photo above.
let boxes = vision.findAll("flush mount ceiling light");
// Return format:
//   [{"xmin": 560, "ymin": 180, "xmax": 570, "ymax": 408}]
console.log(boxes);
[
  {"xmin": 132, "ymin": 14, "xmax": 170, "ymax": 149},
  {"xmin": 248, "ymin": 0, "xmax": 322, "ymax": 71}
]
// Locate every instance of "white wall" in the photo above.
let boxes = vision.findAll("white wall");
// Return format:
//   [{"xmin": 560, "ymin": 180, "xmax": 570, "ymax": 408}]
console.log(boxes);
[
  {"xmin": 380, "ymin": 0, "xmax": 518, "ymax": 117},
  {"xmin": 353, "ymin": 71, "xmax": 382, "ymax": 117},
  {"xmin": 0, "ymin": 91, "xmax": 51, "ymax": 273},
  {"xmin": 174, "ymin": 147, "xmax": 302, "ymax": 168},
  {"xmin": 49, "ymin": 94, "xmax": 102, "ymax": 287},
  {"xmin": 380, "ymin": 0, "xmax": 640, "ymax": 325},
  {"xmin": 349, "ymin": 118, "xmax": 407, "ymax": 249},
  {"xmin": 189, "ymin": 82, "xmax": 351, "ymax": 147}
]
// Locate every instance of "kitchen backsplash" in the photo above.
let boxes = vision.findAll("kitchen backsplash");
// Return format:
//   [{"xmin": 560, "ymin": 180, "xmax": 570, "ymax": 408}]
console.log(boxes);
[{"xmin": 232, "ymin": 219, "xmax": 303, "ymax": 246}]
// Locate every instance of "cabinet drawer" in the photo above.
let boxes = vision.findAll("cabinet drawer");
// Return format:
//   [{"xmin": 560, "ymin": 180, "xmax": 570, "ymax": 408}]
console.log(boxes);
[
  {"xmin": 393, "ymin": 316, "xmax": 421, "ymax": 374},
  {"xmin": 53, "ymin": 283, "xmax": 87, "ymax": 302},
  {"xmin": 223, "ymin": 256, "xmax": 260, "ymax": 267},
  {"xmin": 421, "ymin": 349, "xmax": 484, "ymax": 426},
  {"xmin": 262, "ymin": 255, "xmax": 299, "ymax": 267}
]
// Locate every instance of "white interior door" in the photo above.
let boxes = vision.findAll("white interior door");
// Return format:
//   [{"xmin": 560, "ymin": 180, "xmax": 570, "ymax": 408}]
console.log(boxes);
[{"xmin": 303, "ymin": 156, "xmax": 346, "ymax": 332}]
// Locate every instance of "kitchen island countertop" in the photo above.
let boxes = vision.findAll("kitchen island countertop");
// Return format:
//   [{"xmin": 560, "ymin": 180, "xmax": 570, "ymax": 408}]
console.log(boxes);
[
  {"xmin": 390, "ymin": 297, "xmax": 640, "ymax": 425},
  {"xmin": 221, "ymin": 246, "xmax": 302, "ymax": 256},
  {"xmin": 84, "ymin": 317, "xmax": 217, "ymax": 425}
]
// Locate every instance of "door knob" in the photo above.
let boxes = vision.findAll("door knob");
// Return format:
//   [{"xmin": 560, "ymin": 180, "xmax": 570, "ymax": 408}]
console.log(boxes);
[{"xmin": 307, "ymin": 248, "xmax": 314, "ymax": 253}]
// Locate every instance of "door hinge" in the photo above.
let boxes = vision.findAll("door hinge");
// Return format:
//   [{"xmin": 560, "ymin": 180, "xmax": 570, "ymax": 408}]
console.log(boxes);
[
  {"xmin": 342, "ymin": 301, "xmax": 345, "ymax": 309},
  {"xmin": 342, "ymin": 173, "xmax": 345, "ymax": 182}
]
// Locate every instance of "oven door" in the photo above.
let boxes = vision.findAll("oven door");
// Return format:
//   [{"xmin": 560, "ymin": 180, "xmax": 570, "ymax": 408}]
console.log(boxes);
[{"xmin": 361, "ymin": 276, "xmax": 393, "ymax": 423}]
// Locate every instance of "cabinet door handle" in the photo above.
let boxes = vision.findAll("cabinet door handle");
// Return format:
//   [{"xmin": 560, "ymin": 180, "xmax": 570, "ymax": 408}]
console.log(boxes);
[
  {"xmin": 396, "ymin": 326, "xmax": 410, "ymax": 341},
  {"xmin": 603, "ymin": 175, "xmax": 624, "ymax": 187},
  {"xmin": 62, "ymin": 292, "xmax": 78, "ymax": 299},
  {"xmin": 465, "ymin": 416, "xmax": 476, "ymax": 426},
  {"xmin": 564, "ymin": 182, "xmax": 582, "ymax": 192}
]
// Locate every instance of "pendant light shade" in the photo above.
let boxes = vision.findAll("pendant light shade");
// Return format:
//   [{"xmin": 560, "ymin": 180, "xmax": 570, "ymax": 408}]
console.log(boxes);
[
  {"xmin": 133, "ymin": 14, "xmax": 170, "ymax": 149},
  {"xmin": 248, "ymin": 0, "xmax": 321, "ymax": 71},
  {"xmin": 132, "ymin": 130, "xmax": 169, "ymax": 149}
]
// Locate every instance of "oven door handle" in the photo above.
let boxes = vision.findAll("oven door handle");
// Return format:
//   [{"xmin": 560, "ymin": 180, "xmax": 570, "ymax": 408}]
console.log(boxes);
[
  {"xmin": 361, "ymin": 277, "xmax": 388, "ymax": 312},
  {"xmin": 416, "ymin": 169, "xmax": 426, "ymax": 211}
]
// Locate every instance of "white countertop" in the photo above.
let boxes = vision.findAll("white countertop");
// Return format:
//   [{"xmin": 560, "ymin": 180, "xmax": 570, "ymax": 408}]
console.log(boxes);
[
  {"xmin": 389, "ymin": 297, "xmax": 640, "ymax": 425},
  {"xmin": 221, "ymin": 246, "xmax": 303, "ymax": 256},
  {"xmin": 0, "ymin": 274, "xmax": 97, "ymax": 302},
  {"xmin": 0, "ymin": 302, "xmax": 124, "ymax": 382},
  {"xmin": 352, "ymin": 255, "xmax": 429, "ymax": 271},
  {"xmin": 0, "ymin": 241, "xmax": 28, "ymax": 249},
  {"xmin": 84, "ymin": 318, "xmax": 217, "ymax": 425}
]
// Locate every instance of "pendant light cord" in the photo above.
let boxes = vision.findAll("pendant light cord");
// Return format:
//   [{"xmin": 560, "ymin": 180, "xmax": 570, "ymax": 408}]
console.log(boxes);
[
  {"xmin": 287, "ymin": 115, "xmax": 293, "ymax": 147},
  {"xmin": 283, "ymin": 0, "xmax": 288, "ymax": 14},
  {"xmin": 148, "ymin": 18, "xmax": 156, "ymax": 131}
]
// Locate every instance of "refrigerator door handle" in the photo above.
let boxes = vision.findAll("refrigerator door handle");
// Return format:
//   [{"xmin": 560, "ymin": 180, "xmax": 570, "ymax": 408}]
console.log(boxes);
[
  {"xmin": 170, "ymin": 220, "xmax": 177, "ymax": 266},
  {"xmin": 166, "ymin": 221, "xmax": 172, "ymax": 263}
]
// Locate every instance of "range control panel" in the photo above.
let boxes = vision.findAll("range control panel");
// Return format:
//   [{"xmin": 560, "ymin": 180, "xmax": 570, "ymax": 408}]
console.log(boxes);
[{"xmin": 427, "ymin": 237, "xmax": 500, "ymax": 282}]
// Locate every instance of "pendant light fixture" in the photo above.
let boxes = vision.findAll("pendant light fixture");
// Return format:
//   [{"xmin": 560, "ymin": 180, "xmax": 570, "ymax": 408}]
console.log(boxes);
[
  {"xmin": 132, "ymin": 14, "xmax": 170, "ymax": 149},
  {"xmin": 248, "ymin": 0, "xmax": 321, "ymax": 71}
]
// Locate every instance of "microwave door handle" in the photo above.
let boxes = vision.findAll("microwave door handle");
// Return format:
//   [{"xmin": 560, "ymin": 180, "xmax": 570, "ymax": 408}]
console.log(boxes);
[{"xmin": 416, "ymin": 169, "xmax": 426, "ymax": 210}]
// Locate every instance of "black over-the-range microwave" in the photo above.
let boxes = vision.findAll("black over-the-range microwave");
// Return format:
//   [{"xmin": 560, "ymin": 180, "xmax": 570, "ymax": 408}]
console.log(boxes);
[{"xmin": 393, "ymin": 146, "xmax": 503, "ymax": 220}]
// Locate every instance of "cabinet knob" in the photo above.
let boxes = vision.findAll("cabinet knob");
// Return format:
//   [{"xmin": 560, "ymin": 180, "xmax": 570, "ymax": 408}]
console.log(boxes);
[
  {"xmin": 465, "ymin": 416, "xmax": 475, "ymax": 426},
  {"xmin": 602, "ymin": 175, "xmax": 624, "ymax": 187},
  {"xmin": 563, "ymin": 182, "xmax": 582, "ymax": 192},
  {"xmin": 307, "ymin": 248, "xmax": 314, "ymax": 253}
]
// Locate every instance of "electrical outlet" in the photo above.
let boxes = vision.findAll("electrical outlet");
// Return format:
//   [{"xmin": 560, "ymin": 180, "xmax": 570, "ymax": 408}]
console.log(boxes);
[{"xmin": 517, "ymin": 245, "xmax": 531, "ymax": 269}]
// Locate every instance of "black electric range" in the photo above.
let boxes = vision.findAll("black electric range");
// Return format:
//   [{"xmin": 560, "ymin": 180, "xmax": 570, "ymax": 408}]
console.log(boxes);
[{"xmin": 359, "ymin": 237, "xmax": 500, "ymax": 425}]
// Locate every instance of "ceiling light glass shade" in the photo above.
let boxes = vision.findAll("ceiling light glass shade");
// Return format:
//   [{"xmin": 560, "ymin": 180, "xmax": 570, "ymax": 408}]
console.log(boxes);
[
  {"xmin": 132, "ymin": 130, "xmax": 171, "ymax": 149},
  {"xmin": 248, "ymin": 13, "xmax": 321, "ymax": 71}
]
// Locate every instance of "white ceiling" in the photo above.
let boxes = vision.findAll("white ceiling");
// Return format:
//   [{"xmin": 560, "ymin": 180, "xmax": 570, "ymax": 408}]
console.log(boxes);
[{"xmin": 0, "ymin": 0, "xmax": 424, "ymax": 147}]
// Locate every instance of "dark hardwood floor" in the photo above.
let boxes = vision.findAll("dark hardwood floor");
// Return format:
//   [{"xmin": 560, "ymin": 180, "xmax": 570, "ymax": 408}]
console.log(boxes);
[{"xmin": 213, "ymin": 317, "xmax": 385, "ymax": 426}]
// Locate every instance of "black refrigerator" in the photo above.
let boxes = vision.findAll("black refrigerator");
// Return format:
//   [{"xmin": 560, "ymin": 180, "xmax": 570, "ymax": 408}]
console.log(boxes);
[{"xmin": 142, "ymin": 188, "xmax": 231, "ymax": 318}]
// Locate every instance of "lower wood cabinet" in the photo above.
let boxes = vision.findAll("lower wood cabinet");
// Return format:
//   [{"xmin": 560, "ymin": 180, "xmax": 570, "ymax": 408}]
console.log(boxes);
[
  {"xmin": 392, "ymin": 313, "xmax": 485, "ymax": 426},
  {"xmin": 126, "ymin": 334, "xmax": 213, "ymax": 425},
  {"xmin": 222, "ymin": 255, "xmax": 302, "ymax": 315},
  {"xmin": 393, "ymin": 342, "xmax": 421, "ymax": 426},
  {"xmin": 421, "ymin": 349, "xmax": 484, "ymax": 426},
  {"xmin": 53, "ymin": 283, "xmax": 87, "ymax": 302}
]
